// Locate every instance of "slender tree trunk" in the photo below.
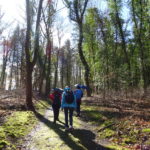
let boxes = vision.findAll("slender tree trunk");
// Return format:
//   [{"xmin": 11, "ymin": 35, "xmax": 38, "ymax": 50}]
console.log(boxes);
[
  {"xmin": 25, "ymin": 0, "xmax": 43, "ymax": 110},
  {"xmin": 131, "ymin": 0, "xmax": 150, "ymax": 94},
  {"xmin": 45, "ymin": 41, "xmax": 52, "ymax": 96},
  {"xmin": 53, "ymin": 67, "xmax": 58, "ymax": 88},
  {"xmin": 20, "ymin": 45, "xmax": 25, "ymax": 88},
  {"xmin": 0, "ymin": 41, "xmax": 10, "ymax": 89},
  {"xmin": 16, "ymin": 50, "xmax": 19, "ymax": 88},
  {"xmin": 61, "ymin": 62, "xmax": 64, "ymax": 88},
  {"xmin": 0, "ymin": 60, "xmax": 7, "ymax": 89},
  {"xmin": 9, "ymin": 60, "xmax": 14, "ymax": 90},
  {"xmin": 114, "ymin": 0, "xmax": 131, "ymax": 86},
  {"xmin": 39, "ymin": 60, "xmax": 46, "ymax": 95},
  {"xmin": 53, "ymin": 52, "xmax": 59, "ymax": 88},
  {"xmin": 78, "ymin": 25, "xmax": 91, "ymax": 96},
  {"xmin": 26, "ymin": 64, "xmax": 34, "ymax": 110},
  {"xmin": 25, "ymin": 0, "xmax": 33, "ymax": 110},
  {"xmin": 98, "ymin": 17, "xmax": 110, "ymax": 89}
]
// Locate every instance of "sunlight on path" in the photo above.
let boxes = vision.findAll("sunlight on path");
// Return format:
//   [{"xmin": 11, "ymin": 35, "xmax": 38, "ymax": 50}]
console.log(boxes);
[{"xmin": 22, "ymin": 108, "xmax": 109, "ymax": 150}]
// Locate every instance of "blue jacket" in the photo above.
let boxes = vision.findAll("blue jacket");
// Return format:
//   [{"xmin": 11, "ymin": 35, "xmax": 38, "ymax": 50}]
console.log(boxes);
[
  {"xmin": 61, "ymin": 91, "xmax": 76, "ymax": 108},
  {"xmin": 74, "ymin": 89, "xmax": 83, "ymax": 100}
]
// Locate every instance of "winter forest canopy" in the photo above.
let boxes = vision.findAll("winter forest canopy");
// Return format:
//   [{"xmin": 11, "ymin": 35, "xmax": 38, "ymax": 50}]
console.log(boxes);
[{"xmin": 0, "ymin": 0, "xmax": 150, "ymax": 110}]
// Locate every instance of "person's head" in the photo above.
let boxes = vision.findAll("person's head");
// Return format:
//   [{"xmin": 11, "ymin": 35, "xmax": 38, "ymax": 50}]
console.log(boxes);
[
  {"xmin": 51, "ymin": 88, "xmax": 55, "ymax": 93},
  {"xmin": 64, "ymin": 86, "xmax": 71, "ymax": 92},
  {"xmin": 51, "ymin": 88, "xmax": 59, "ymax": 94},
  {"xmin": 74, "ymin": 84, "xmax": 80, "ymax": 89}
]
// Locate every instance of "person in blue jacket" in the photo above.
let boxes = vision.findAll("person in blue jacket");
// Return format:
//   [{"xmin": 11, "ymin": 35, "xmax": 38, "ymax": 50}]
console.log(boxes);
[
  {"xmin": 61, "ymin": 86, "xmax": 76, "ymax": 131},
  {"xmin": 74, "ymin": 84, "xmax": 83, "ymax": 117}
]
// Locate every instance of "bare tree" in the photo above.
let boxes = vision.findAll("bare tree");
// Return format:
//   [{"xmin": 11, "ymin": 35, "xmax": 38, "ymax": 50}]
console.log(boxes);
[
  {"xmin": 64, "ymin": 0, "xmax": 91, "ymax": 96},
  {"xmin": 25, "ymin": 0, "xmax": 44, "ymax": 110},
  {"xmin": 0, "ymin": 39, "xmax": 11, "ymax": 89}
]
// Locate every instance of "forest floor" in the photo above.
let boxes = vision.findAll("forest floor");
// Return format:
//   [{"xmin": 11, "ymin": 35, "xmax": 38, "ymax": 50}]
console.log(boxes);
[
  {"xmin": 0, "ymin": 89, "xmax": 150, "ymax": 150},
  {"xmin": 21, "ymin": 107, "xmax": 110, "ymax": 150}
]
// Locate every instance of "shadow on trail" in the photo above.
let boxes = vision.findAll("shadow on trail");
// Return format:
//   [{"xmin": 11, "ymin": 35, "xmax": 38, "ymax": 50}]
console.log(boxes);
[
  {"xmin": 34, "ymin": 111, "xmax": 111, "ymax": 150},
  {"xmin": 71, "ymin": 128, "xmax": 111, "ymax": 150}
]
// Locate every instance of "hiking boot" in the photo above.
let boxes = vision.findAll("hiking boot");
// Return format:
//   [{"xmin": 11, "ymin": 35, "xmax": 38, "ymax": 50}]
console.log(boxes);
[
  {"xmin": 69, "ymin": 126, "xmax": 74, "ymax": 131},
  {"xmin": 56, "ymin": 118, "xmax": 60, "ymax": 121},
  {"xmin": 76, "ymin": 114, "xmax": 80, "ymax": 117},
  {"xmin": 65, "ymin": 127, "xmax": 69, "ymax": 131}
]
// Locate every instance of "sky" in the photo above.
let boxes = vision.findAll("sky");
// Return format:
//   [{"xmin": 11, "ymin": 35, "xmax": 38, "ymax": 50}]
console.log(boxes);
[
  {"xmin": 0, "ymin": 0, "xmax": 72, "ymax": 65},
  {"xmin": 0, "ymin": 0, "xmax": 72, "ymax": 44},
  {"xmin": 0, "ymin": 0, "xmax": 130, "ymax": 55},
  {"xmin": 0, "ymin": 0, "xmax": 25, "ymax": 24},
  {"xmin": 0, "ymin": 0, "xmax": 71, "ymax": 89}
]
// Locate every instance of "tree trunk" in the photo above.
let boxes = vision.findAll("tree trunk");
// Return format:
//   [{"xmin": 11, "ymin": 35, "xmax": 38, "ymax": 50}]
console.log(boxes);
[
  {"xmin": 0, "ymin": 60, "xmax": 7, "ymax": 89},
  {"xmin": 25, "ymin": 0, "xmax": 43, "ymax": 110},
  {"xmin": 26, "ymin": 64, "xmax": 34, "ymax": 110},
  {"xmin": 9, "ymin": 60, "xmax": 14, "ymax": 90},
  {"xmin": 114, "ymin": 0, "xmax": 131, "ymax": 86},
  {"xmin": 53, "ymin": 65, "xmax": 58, "ymax": 88},
  {"xmin": 45, "ymin": 41, "xmax": 52, "ymax": 96},
  {"xmin": 131, "ymin": 0, "xmax": 150, "ymax": 94},
  {"xmin": 78, "ymin": 25, "xmax": 91, "ymax": 96},
  {"xmin": 60, "ymin": 49, "xmax": 64, "ymax": 89}
]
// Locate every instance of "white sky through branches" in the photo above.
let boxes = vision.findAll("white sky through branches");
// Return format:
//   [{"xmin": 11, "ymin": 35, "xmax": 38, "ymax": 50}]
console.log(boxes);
[{"xmin": 0, "ymin": 0, "xmax": 25, "ymax": 24}]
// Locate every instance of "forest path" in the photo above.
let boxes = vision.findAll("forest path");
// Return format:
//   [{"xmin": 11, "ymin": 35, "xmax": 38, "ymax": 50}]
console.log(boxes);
[{"xmin": 21, "ymin": 107, "xmax": 110, "ymax": 150}]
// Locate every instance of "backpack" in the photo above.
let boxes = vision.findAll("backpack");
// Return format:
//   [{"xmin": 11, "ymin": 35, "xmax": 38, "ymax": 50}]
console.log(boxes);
[
  {"xmin": 53, "ymin": 93, "xmax": 61, "ymax": 105},
  {"xmin": 65, "ymin": 90, "xmax": 74, "ymax": 104}
]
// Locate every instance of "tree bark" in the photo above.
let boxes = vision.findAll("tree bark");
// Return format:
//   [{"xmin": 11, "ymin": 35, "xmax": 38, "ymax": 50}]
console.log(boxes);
[
  {"xmin": 114, "ymin": 0, "xmax": 131, "ymax": 86},
  {"xmin": 78, "ymin": 25, "xmax": 91, "ymax": 96},
  {"xmin": 25, "ymin": 0, "xmax": 43, "ymax": 110},
  {"xmin": 26, "ymin": 64, "xmax": 34, "ymax": 110}
]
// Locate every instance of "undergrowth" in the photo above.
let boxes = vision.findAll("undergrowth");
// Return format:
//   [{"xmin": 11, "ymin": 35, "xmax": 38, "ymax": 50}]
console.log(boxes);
[{"xmin": 81, "ymin": 103, "xmax": 150, "ymax": 150}]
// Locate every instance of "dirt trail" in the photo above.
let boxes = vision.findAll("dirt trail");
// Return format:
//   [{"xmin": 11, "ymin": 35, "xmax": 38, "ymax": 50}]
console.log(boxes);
[{"xmin": 21, "ymin": 107, "xmax": 110, "ymax": 150}]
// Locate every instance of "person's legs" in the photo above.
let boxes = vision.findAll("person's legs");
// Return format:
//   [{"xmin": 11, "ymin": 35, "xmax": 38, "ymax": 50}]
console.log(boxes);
[
  {"xmin": 55, "ymin": 105, "xmax": 60, "ymax": 120},
  {"xmin": 64, "ymin": 107, "xmax": 69, "ymax": 128},
  {"xmin": 69, "ymin": 107, "xmax": 74, "ymax": 127},
  {"xmin": 76, "ymin": 101, "xmax": 81, "ymax": 116},
  {"xmin": 52, "ymin": 104, "xmax": 57, "ymax": 123},
  {"xmin": 78, "ymin": 103, "xmax": 81, "ymax": 116}
]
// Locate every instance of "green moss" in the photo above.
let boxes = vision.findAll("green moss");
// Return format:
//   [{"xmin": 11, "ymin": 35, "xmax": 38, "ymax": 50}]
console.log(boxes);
[
  {"xmin": 122, "ymin": 137, "xmax": 136, "ymax": 144},
  {"xmin": 4, "ymin": 111, "xmax": 36, "ymax": 139},
  {"xmin": 0, "ymin": 140, "xmax": 10, "ymax": 149},
  {"xmin": 0, "ymin": 99, "xmax": 50, "ymax": 149},
  {"xmin": 82, "ymin": 108, "xmax": 104, "ymax": 123},
  {"xmin": 142, "ymin": 128, "xmax": 150, "ymax": 133},
  {"xmin": 88, "ymin": 111, "xmax": 103, "ymax": 120},
  {"xmin": 100, "ymin": 120, "xmax": 115, "ymax": 129},
  {"xmin": 107, "ymin": 144, "xmax": 129, "ymax": 150},
  {"xmin": 82, "ymin": 105, "xmax": 97, "ymax": 111},
  {"xmin": 0, "ymin": 127, "xmax": 6, "ymax": 139},
  {"xmin": 99, "ymin": 128, "xmax": 115, "ymax": 138}
]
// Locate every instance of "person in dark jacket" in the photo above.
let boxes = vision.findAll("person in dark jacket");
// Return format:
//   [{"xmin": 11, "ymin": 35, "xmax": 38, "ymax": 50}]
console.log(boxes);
[
  {"xmin": 61, "ymin": 87, "xmax": 76, "ymax": 131},
  {"xmin": 49, "ymin": 88, "xmax": 62, "ymax": 123}
]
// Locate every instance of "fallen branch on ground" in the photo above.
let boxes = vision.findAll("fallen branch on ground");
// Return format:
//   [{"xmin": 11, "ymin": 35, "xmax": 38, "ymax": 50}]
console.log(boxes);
[{"xmin": 98, "ymin": 123, "xmax": 116, "ymax": 132}]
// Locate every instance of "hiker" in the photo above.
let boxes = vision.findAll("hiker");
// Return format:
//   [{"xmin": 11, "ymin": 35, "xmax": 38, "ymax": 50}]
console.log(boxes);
[
  {"xmin": 49, "ymin": 88, "xmax": 62, "ymax": 123},
  {"xmin": 74, "ymin": 84, "xmax": 83, "ymax": 117},
  {"xmin": 61, "ymin": 86, "xmax": 76, "ymax": 131}
]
